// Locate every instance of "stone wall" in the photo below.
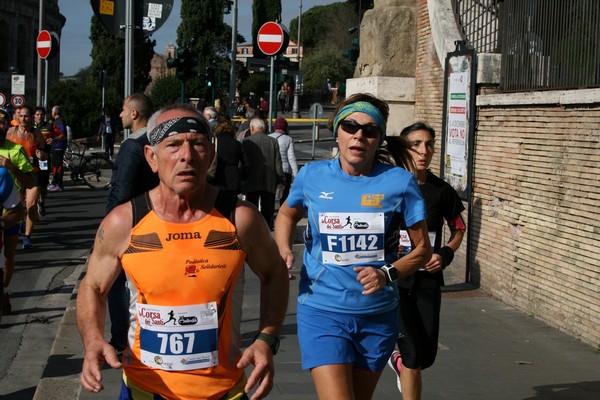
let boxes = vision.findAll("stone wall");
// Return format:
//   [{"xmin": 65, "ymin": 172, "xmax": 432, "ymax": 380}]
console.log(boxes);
[{"xmin": 347, "ymin": 0, "xmax": 419, "ymax": 133}]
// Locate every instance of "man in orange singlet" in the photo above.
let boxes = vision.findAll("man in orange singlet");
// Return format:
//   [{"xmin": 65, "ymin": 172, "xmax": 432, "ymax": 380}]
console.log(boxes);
[
  {"xmin": 77, "ymin": 104, "xmax": 289, "ymax": 400},
  {"xmin": 7, "ymin": 106, "xmax": 48, "ymax": 249}
]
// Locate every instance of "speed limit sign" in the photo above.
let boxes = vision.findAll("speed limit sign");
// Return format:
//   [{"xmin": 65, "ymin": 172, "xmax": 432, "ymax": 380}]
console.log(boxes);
[
  {"xmin": 0, "ymin": 93, "xmax": 6, "ymax": 107},
  {"xmin": 11, "ymin": 95, "xmax": 25, "ymax": 107}
]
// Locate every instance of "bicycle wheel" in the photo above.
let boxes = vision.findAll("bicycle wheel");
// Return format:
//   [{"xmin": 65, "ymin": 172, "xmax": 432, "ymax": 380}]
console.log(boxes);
[{"xmin": 80, "ymin": 154, "xmax": 114, "ymax": 189}]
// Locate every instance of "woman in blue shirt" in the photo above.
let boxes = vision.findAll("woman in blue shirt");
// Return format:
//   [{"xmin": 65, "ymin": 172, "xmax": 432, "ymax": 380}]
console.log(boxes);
[{"xmin": 274, "ymin": 93, "xmax": 432, "ymax": 399}]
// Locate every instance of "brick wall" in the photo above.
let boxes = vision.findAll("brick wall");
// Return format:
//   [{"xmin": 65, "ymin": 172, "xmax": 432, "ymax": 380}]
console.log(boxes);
[
  {"xmin": 414, "ymin": 0, "xmax": 600, "ymax": 346},
  {"xmin": 473, "ymin": 106, "xmax": 600, "ymax": 345}
]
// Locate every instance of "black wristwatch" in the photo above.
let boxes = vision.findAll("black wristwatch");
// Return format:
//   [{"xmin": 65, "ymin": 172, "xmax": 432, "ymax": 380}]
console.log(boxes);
[
  {"xmin": 253, "ymin": 332, "xmax": 280, "ymax": 355},
  {"xmin": 381, "ymin": 264, "xmax": 399, "ymax": 285}
]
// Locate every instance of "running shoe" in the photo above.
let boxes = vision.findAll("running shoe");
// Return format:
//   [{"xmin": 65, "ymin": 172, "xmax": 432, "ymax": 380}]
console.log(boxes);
[
  {"xmin": 47, "ymin": 184, "xmax": 59, "ymax": 192},
  {"xmin": 22, "ymin": 235, "xmax": 33, "ymax": 249},
  {"xmin": 387, "ymin": 350, "xmax": 403, "ymax": 393},
  {"xmin": 2, "ymin": 293, "xmax": 11, "ymax": 315}
]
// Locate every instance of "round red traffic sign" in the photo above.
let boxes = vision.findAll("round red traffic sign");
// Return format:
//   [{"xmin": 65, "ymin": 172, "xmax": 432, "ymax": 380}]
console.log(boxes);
[
  {"xmin": 11, "ymin": 95, "xmax": 25, "ymax": 107},
  {"xmin": 0, "ymin": 93, "xmax": 5, "ymax": 107},
  {"xmin": 37, "ymin": 30, "xmax": 52, "ymax": 59},
  {"xmin": 257, "ymin": 22, "xmax": 289, "ymax": 56}
]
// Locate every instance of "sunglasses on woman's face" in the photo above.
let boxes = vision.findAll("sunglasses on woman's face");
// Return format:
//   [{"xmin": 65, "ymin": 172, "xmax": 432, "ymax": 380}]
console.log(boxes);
[{"xmin": 339, "ymin": 120, "xmax": 381, "ymax": 138}]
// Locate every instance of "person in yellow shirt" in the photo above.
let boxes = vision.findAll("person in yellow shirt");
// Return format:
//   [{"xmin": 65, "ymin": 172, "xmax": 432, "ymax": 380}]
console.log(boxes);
[{"xmin": 0, "ymin": 108, "xmax": 33, "ymax": 313}]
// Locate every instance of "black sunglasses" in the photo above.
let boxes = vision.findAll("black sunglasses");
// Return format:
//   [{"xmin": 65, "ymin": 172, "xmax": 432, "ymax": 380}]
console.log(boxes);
[{"xmin": 339, "ymin": 120, "xmax": 381, "ymax": 138}]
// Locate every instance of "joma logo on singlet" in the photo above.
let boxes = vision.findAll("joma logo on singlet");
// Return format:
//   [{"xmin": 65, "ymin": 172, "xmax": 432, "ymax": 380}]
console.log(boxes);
[{"xmin": 165, "ymin": 232, "xmax": 202, "ymax": 241}]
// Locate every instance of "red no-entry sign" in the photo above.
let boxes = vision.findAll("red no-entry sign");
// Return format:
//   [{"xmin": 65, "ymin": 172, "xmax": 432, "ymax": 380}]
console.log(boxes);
[
  {"xmin": 37, "ymin": 30, "xmax": 52, "ymax": 59},
  {"xmin": 256, "ymin": 22, "xmax": 289, "ymax": 56}
]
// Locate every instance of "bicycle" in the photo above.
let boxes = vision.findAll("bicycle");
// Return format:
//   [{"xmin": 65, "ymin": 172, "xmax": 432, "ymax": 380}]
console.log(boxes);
[{"xmin": 62, "ymin": 140, "xmax": 114, "ymax": 189}]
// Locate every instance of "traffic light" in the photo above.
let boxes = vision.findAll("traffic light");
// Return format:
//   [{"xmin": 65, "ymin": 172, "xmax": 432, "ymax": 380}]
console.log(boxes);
[
  {"xmin": 205, "ymin": 67, "xmax": 215, "ymax": 88},
  {"xmin": 166, "ymin": 44, "xmax": 197, "ymax": 82},
  {"xmin": 166, "ymin": 56, "xmax": 179, "ymax": 69},
  {"xmin": 342, "ymin": 37, "xmax": 360, "ymax": 69},
  {"xmin": 176, "ymin": 47, "xmax": 190, "ymax": 81},
  {"xmin": 219, "ymin": 71, "xmax": 229, "ymax": 88}
]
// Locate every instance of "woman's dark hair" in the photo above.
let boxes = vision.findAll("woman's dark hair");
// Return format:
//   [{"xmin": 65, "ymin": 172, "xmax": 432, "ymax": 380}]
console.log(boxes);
[
  {"xmin": 327, "ymin": 93, "xmax": 389, "ymax": 133},
  {"xmin": 400, "ymin": 121, "xmax": 436, "ymax": 139},
  {"xmin": 213, "ymin": 120, "xmax": 236, "ymax": 138},
  {"xmin": 379, "ymin": 136, "xmax": 416, "ymax": 173}
]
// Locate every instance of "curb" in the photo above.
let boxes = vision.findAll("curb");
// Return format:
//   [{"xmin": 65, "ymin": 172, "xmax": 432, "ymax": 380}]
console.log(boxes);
[{"xmin": 33, "ymin": 263, "xmax": 87, "ymax": 400}]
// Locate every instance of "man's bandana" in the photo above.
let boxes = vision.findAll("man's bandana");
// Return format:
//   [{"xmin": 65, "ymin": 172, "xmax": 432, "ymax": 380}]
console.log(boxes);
[
  {"xmin": 332, "ymin": 101, "xmax": 387, "ymax": 140},
  {"xmin": 148, "ymin": 117, "xmax": 211, "ymax": 146}
]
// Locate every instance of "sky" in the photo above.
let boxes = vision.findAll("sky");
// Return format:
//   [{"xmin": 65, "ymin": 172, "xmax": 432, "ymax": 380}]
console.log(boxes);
[{"xmin": 59, "ymin": 0, "xmax": 339, "ymax": 76}]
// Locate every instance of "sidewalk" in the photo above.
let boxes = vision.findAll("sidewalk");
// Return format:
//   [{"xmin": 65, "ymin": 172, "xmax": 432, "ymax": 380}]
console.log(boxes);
[{"xmin": 34, "ymin": 243, "xmax": 600, "ymax": 399}]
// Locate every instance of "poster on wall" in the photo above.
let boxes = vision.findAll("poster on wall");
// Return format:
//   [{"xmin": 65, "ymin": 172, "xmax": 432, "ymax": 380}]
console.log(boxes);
[{"xmin": 441, "ymin": 43, "xmax": 476, "ymax": 201}]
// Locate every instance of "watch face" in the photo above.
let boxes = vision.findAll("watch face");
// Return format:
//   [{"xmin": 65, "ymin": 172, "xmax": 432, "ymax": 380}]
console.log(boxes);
[
  {"xmin": 384, "ymin": 264, "xmax": 399, "ymax": 282},
  {"xmin": 389, "ymin": 266, "xmax": 399, "ymax": 281}
]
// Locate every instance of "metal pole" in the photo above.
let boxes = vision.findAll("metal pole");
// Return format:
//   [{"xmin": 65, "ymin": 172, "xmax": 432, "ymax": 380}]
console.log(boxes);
[
  {"xmin": 312, "ymin": 107, "xmax": 317, "ymax": 160},
  {"xmin": 43, "ymin": 59, "xmax": 48, "ymax": 108},
  {"xmin": 37, "ymin": 0, "xmax": 45, "ymax": 107},
  {"xmin": 228, "ymin": 0, "xmax": 238, "ymax": 117},
  {"xmin": 292, "ymin": 0, "xmax": 302, "ymax": 118},
  {"xmin": 268, "ymin": 56, "xmax": 275, "ymax": 133},
  {"xmin": 123, "ymin": 0, "xmax": 134, "ymax": 139}
]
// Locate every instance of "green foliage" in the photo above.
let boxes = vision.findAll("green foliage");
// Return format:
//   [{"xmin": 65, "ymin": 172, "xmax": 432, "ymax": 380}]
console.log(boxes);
[
  {"xmin": 286, "ymin": 2, "xmax": 358, "ymax": 88},
  {"xmin": 289, "ymin": 2, "xmax": 356, "ymax": 51},
  {"xmin": 300, "ymin": 45, "xmax": 354, "ymax": 93},
  {"xmin": 47, "ymin": 78, "xmax": 109, "ymax": 139},
  {"xmin": 176, "ymin": 0, "xmax": 234, "ymax": 100},
  {"xmin": 150, "ymin": 75, "xmax": 181, "ymax": 108},
  {"xmin": 252, "ymin": 0, "xmax": 282, "ymax": 58},
  {"xmin": 239, "ymin": 73, "xmax": 269, "ymax": 99}
]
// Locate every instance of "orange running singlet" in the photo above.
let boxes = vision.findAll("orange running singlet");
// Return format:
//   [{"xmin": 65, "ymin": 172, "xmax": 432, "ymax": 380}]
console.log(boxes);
[
  {"xmin": 7, "ymin": 128, "xmax": 39, "ymax": 171},
  {"xmin": 121, "ymin": 192, "xmax": 247, "ymax": 400}
]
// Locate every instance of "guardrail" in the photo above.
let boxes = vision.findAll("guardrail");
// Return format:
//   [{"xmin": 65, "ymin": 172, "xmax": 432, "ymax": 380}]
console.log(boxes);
[{"xmin": 231, "ymin": 118, "xmax": 329, "ymax": 124}]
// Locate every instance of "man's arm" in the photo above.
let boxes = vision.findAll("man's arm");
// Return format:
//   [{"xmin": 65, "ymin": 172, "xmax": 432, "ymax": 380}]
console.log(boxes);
[
  {"xmin": 77, "ymin": 204, "xmax": 132, "ymax": 393},
  {"xmin": 287, "ymin": 140, "xmax": 298, "ymax": 177},
  {"xmin": 235, "ymin": 200, "xmax": 289, "ymax": 400},
  {"xmin": 0, "ymin": 171, "xmax": 25, "ymax": 228},
  {"xmin": 53, "ymin": 121, "xmax": 66, "ymax": 142},
  {"xmin": 0, "ymin": 153, "xmax": 34, "ymax": 189}
]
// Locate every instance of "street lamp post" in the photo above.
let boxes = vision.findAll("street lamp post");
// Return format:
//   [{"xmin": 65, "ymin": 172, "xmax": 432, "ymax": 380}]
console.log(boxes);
[
  {"xmin": 292, "ymin": 0, "xmax": 302, "ymax": 118},
  {"xmin": 228, "ymin": 0, "xmax": 238, "ymax": 117},
  {"xmin": 37, "ymin": 0, "xmax": 45, "ymax": 108}
]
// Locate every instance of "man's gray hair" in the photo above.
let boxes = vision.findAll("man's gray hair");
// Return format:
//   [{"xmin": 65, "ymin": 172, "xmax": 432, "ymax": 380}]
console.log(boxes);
[
  {"xmin": 245, "ymin": 108, "xmax": 257, "ymax": 119},
  {"xmin": 203, "ymin": 106, "xmax": 217, "ymax": 120},
  {"xmin": 249, "ymin": 117, "xmax": 266, "ymax": 132},
  {"xmin": 52, "ymin": 105, "xmax": 61, "ymax": 115}
]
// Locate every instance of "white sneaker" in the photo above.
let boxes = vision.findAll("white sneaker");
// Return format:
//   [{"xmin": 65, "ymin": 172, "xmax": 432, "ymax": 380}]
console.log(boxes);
[{"xmin": 387, "ymin": 350, "xmax": 403, "ymax": 393}]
